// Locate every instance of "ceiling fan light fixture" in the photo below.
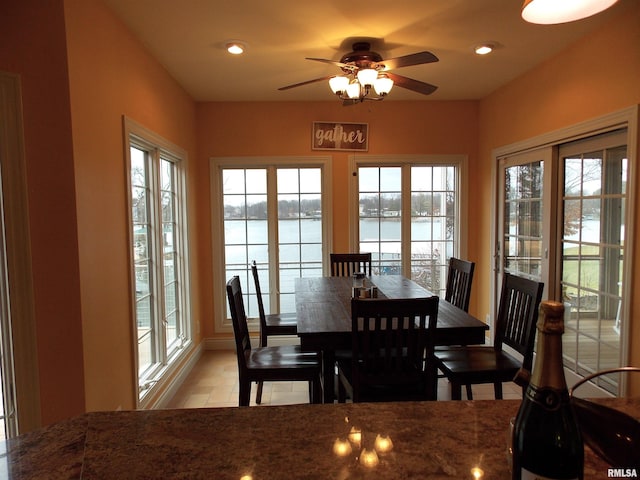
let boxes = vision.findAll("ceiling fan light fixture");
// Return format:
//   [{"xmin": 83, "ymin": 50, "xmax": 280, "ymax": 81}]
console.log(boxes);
[
  {"xmin": 356, "ymin": 68, "xmax": 378, "ymax": 87},
  {"xmin": 329, "ymin": 76, "xmax": 349, "ymax": 95},
  {"xmin": 521, "ymin": 0, "xmax": 619, "ymax": 24},
  {"xmin": 280, "ymin": 41, "xmax": 438, "ymax": 104},
  {"xmin": 373, "ymin": 75, "xmax": 394, "ymax": 96}
]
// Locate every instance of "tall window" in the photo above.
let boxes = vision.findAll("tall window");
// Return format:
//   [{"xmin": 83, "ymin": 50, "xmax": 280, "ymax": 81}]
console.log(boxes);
[
  {"xmin": 126, "ymin": 120, "xmax": 191, "ymax": 404},
  {"xmin": 213, "ymin": 158, "xmax": 330, "ymax": 328},
  {"xmin": 352, "ymin": 156, "xmax": 465, "ymax": 297}
]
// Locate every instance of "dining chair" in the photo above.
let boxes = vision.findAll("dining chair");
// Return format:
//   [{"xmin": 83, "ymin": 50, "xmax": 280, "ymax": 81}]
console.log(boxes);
[
  {"xmin": 433, "ymin": 272, "xmax": 544, "ymax": 400},
  {"xmin": 226, "ymin": 276, "xmax": 322, "ymax": 406},
  {"xmin": 250, "ymin": 260, "xmax": 298, "ymax": 404},
  {"xmin": 434, "ymin": 257, "xmax": 475, "ymax": 395},
  {"xmin": 330, "ymin": 252, "xmax": 372, "ymax": 276},
  {"xmin": 444, "ymin": 257, "xmax": 475, "ymax": 312},
  {"xmin": 337, "ymin": 296, "xmax": 440, "ymax": 403}
]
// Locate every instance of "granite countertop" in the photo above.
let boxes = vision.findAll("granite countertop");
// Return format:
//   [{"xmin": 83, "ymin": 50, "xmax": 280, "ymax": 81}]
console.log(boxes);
[{"xmin": 4, "ymin": 398, "xmax": 639, "ymax": 479}]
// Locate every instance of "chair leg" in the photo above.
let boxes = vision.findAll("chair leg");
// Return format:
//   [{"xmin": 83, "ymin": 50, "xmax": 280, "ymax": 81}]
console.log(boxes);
[
  {"xmin": 256, "ymin": 381, "xmax": 264, "ymax": 404},
  {"xmin": 494, "ymin": 382, "xmax": 503, "ymax": 399},
  {"xmin": 239, "ymin": 380, "xmax": 251, "ymax": 407},
  {"xmin": 337, "ymin": 381, "xmax": 345, "ymax": 403},
  {"xmin": 450, "ymin": 382, "xmax": 463, "ymax": 400},
  {"xmin": 256, "ymin": 334, "xmax": 267, "ymax": 404},
  {"xmin": 465, "ymin": 384, "xmax": 473, "ymax": 400},
  {"xmin": 309, "ymin": 377, "xmax": 322, "ymax": 404}
]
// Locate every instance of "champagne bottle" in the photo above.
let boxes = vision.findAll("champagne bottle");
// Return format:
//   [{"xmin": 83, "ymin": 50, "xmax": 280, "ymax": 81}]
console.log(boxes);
[{"xmin": 512, "ymin": 300, "xmax": 584, "ymax": 480}]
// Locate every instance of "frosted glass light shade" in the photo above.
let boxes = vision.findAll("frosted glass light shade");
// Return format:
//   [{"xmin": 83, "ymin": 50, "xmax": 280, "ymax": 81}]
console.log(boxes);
[
  {"xmin": 373, "ymin": 76, "xmax": 393, "ymax": 95},
  {"xmin": 356, "ymin": 68, "xmax": 378, "ymax": 87},
  {"xmin": 329, "ymin": 76, "xmax": 349, "ymax": 94},
  {"xmin": 521, "ymin": 0, "xmax": 618, "ymax": 24},
  {"xmin": 346, "ymin": 82, "xmax": 361, "ymax": 99}
]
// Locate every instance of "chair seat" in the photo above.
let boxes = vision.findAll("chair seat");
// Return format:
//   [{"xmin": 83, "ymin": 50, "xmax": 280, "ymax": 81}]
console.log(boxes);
[
  {"xmin": 337, "ymin": 357, "xmax": 429, "ymax": 402},
  {"xmin": 264, "ymin": 313, "xmax": 298, "ymax": 335},
  {"xmin": 434, "ymin": 346, "xmax": 521, "ymax": 382},
  {"xmin": 246, "ymin": 345, "xmax": 320, "ymax": 375}
]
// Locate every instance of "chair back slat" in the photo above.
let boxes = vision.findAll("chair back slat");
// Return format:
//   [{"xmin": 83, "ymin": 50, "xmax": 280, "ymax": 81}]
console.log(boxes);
[
  {"xmin": 444, "ymin": 257, "xmax": 475, "ymax": 312},
  {"xmin": 226, "ymin": 276, "xmax": 251, "ymax": 372},
  {"xmin": 494, "ymin": 273, "xmax": 544, "ymax": 372},
  {"xmin": 330, "ymin": 253, "xmax": 372, "ymax": 277},
  {"xmin": 250, "ymin": 261, "xmax": 267, "ymax": 328},
  {"xmin": 350, "ymin": 297, "xmax": 438, "ymax": 398}
]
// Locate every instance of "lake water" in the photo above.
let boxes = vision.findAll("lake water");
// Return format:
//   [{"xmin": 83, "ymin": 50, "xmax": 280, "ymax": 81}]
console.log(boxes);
[{"xmin": 224, "ymin": 217, "xmax": 447, "ymax": 266}]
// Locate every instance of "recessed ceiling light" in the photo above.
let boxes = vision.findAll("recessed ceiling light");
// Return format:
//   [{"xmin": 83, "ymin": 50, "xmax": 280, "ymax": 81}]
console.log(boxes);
[
  {"xmin": 226, "ymin": 42, "xmax": 245, "ymax": 55},
  {"xmin": 474, "ymin": 44, "xmax": 494, "ymax": 55}
]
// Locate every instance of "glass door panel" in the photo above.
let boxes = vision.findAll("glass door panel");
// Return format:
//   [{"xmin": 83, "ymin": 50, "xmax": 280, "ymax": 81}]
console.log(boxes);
[
  {"xmin": 277, "ymin": 168, "xmax": 323, "ymax": 312},
  {"xmin": 358, "ymin": 167, "xmax": 402, "ymax": 274},
  {"xmin": 496, "ymin": 148, "xmax": 552, "ymax": 322},
  {"xmin": 503, "ymin": 161, "xmax": 544, "ymax": 278},
  {"xmin": 560, "ymin": 135, "xmax": 627, "ymax": 394},
  {"xmin": 221, "ymin": 166, "xmax": 324, "ymax": 316}
]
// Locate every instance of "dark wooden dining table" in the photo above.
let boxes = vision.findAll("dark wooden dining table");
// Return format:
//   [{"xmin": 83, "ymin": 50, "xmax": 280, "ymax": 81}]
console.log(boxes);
[{"xmin": 295, "ymin": 274, "xmax": 489, "ymax": 403}]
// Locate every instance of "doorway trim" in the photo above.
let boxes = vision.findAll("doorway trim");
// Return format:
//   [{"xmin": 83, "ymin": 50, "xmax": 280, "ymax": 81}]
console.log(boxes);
[{"xmin": 0, "ymin": 72, "xmax": 41, "ymax": 433}]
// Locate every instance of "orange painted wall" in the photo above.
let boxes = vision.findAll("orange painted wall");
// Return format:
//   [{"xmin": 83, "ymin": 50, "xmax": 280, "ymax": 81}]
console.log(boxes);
[
  {"xmin": 476, "ymin": 2, "xmax": 640, "ymax": 393},
  {"xmin": 0, "ymin": 0, "xmax": 85, "ymax": 426},
  {"xmin": 196, "ymin": 100, "xmax": 479, "ymax": 337},
  {"xmin": 64, "ymin": 0, "xmax": 199, "ymax": 411}
]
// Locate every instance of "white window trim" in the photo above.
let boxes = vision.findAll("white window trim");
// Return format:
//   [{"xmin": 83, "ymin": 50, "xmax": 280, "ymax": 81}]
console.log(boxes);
[
  {"xmin": 123, "ymin": 117, "xmax": 193, "ymax": 408},
  {"xmin": 347, "ymin": 154, "xmax": 469, "ymax": 260},
  {"xmin": 210, "ymin": 156, "xmax": 333, "ymax": 334},
  {"xmin": 491, "ymin": 105, "xmax": 638, "ymax": 395}
]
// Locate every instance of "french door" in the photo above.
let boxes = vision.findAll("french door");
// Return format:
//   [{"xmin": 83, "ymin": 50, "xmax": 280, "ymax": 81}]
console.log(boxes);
[{"xmin": 212, "ymin": 157, "xmax": 331, "ymax": 330}]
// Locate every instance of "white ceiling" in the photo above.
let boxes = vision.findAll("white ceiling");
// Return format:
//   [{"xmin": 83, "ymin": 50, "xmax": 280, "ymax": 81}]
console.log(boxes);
[{"xmin": 102, "ymin": 0, "xmax": 629, "ymax": 102}]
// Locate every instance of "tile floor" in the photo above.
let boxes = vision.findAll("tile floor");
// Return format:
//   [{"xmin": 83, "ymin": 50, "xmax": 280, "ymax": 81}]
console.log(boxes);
[{"xmin": 166, "ymin": 350, "xmax": 524, "ymax": 409}]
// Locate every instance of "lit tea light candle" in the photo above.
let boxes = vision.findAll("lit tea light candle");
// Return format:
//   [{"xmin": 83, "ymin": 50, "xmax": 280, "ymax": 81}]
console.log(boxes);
[
  {"xmin": 332, "ymin": 438, "xmax": 353, "ymax": 457},
  {"xmin": 359, "ymin": 448, "xmax": 379, "ymax": 468},
  {"xmin": 470, "ymin": 466, "xmax": 484, "ymax": 479},
  {"xmin": 374, "ymin": 434, "xmax": 393, "ymax": 454},
  {"xmin": 348, "ymin": 426, "xmax": 362, "ymax": 448}
]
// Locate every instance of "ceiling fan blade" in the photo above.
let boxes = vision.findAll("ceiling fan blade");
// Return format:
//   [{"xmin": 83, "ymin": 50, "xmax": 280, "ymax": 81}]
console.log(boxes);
[
  {"xmin": 306, "ymin": 57, "xmax": 356, "ymax": 71},
  {"xmin": 278, "ymin": 75, "xmax": 334, "ymax": 91},
  {"xmin": 386, "ymin": 72, "xmax": 438, "ymax": 96},
  {"xmin": 379, "ymin": 51, "xmax": 438, "ymax": 71}
]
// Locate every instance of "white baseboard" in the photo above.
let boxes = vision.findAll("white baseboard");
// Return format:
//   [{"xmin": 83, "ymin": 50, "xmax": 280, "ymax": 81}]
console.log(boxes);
[{"xmin": 151, "ymin": 343, "xmax": 204, "ymax": 409}]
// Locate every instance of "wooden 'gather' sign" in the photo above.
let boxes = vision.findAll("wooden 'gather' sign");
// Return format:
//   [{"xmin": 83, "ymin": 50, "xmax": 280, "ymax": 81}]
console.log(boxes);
[{"xmin": 312, "ymin": 122, "xmax": 368, "ymax": 151}]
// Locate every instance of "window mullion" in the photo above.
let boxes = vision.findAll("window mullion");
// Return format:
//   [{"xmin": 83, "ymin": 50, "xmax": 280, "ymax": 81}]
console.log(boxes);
[
  {"xmin": 150, "ymin": 149, "xmax": 168, "ymax": 366},
  {"xmin": 267, "ymin": 166, "xmax": 279, "ymax": 310},
  {"xmin": 401, "ymin": 164, "xmax": 412, "ymax": 276}
]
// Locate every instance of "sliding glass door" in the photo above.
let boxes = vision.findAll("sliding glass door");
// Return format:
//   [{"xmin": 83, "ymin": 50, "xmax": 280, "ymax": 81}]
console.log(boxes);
[{"xmin": 495, "ymin": 128, "xmax": 630, "ymax": 395}]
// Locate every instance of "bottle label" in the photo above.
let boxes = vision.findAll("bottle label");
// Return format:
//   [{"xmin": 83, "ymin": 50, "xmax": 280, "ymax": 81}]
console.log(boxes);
[
  {"xmin": 526, "ymin": 384, "xmax": 569, "ymax": 411},
  {"xmin": 521, "ymin": 467, "xmax": 578, "ymax": 480}
]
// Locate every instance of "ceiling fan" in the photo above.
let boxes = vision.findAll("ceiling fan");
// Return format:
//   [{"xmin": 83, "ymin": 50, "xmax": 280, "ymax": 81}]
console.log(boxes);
[{"xmin": 278, "ymin": 41, "xmax": 439, "ymax": 105}]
